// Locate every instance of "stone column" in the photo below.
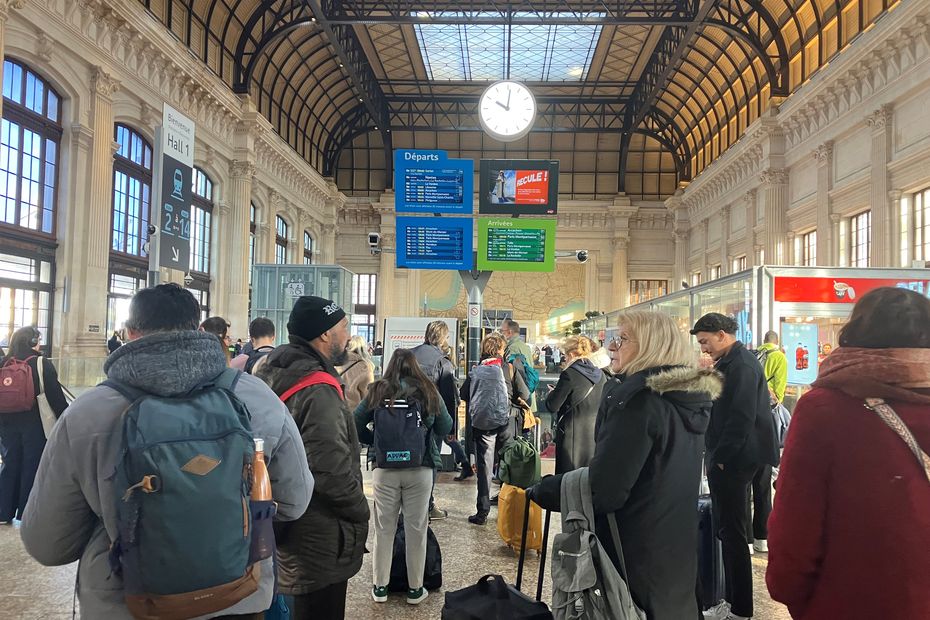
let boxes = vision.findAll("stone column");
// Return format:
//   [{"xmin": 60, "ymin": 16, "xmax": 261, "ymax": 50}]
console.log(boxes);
[
  {"xmin": 867, "ymin": 105, "xmax": 893, "ymax": 266},
  {"xmin": 889, "ymin": 190, "xmax": 905, "ymax": 267},
  {"xmin": 611, "ymin": 236, "xmax": 630, "ymax": 309},
  {"xmin": 720, "ymin": 206, "xmax": 730, "ymax": 273},
  {"xmin": 226, "ymin": 161, "xmax": 254, "ymax": 332},
  {"xmin": 786, "ymin": 231, "xmax": 797, "ymax": 265},
  {"xmin": 70, "ymin": 68, "xmax": 120, "ymax": 358},
  {"xmin": 673, "ymin": 231, "xmax": 689, "ymax": 291},
  {"xmin": 831, "ymin": 214, "xmax": 844, "ymax": 266},
  {"xmin": 256, "ymin": 222, "xmax": 270, "ymax": 266},
  {"xmin": 814, "ymin": 142, "xmax": 834, "ymax": 265},
  {"xmin": 266, "ymin": 191, "xmax": 283, "ymax": 263},
  {"xmin": 0, "ymin": 0, "xmax": 25, "ymax": 118},
  {"xmin": 760, "ymin": 169, "xmax": 789, "ymax": 265},
  {"xmin": 700, "ymin": 219, "xmax": 709, "ymax": 279},
  {"xmin": 322, "ymin": 223, "xmax": 337, "ymax": 264}
]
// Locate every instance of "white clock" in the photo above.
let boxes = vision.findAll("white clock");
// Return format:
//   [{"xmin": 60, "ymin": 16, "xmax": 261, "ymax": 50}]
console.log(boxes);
[{"xmin": 478, "ymin": 80, "xmax": 537, "ymax": 142}]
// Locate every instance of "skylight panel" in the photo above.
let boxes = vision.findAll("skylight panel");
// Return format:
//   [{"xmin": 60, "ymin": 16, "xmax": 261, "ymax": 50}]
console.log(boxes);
[{"xmin": 414, "ymin": 12, "xmax": 603, "ymax": 82}]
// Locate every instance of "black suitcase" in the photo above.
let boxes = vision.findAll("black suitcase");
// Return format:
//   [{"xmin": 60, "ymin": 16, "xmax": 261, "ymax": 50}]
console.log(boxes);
[
  {"xmin": 388, "ymin": 515, "xmax": 443, "ymax": 592},
  {"xmin": 697, "ymin": 495, "xmax": 726, "ymax": 610},
  {"xmin": 441, "ymin": 497, "xmax": 553, "ymax": 619}
]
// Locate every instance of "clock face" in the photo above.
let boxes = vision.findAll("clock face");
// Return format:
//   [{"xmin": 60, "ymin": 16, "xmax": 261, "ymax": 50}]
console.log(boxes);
[{"xmin": 478, "ymin": 81, "xmax": 537, "ymax": 142}]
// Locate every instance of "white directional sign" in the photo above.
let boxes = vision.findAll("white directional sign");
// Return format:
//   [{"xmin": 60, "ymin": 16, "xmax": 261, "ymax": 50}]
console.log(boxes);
[{"xmin": 156, "ymin": 104, "xmax": 195, "ymax": 270}]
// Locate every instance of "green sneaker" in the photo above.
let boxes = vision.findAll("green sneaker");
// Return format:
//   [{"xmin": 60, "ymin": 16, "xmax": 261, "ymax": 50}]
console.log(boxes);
[
  {"xmin": 406, "ymin": 587, "xmax": 428, "ymax": 605},
  {"xmin": 372, "ymin": 585, "xmax": 388, "ymax": 603}
]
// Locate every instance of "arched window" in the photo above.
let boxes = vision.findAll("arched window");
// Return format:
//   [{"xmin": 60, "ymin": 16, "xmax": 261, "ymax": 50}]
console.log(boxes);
[
  {"xmin": 303, "ymin": 230, "xmax": 314, "ymax": 265},
  {"xmin": 112, "ymin": 124, "xmax": 152, "ymax": 257},
  {"xmin": 190, "ymin": 168, "xmax": 213, "ymax": 274},
  {"xmin": 189, "ymin": 168, "xmax": 213, "ymax": 316},
  {"xmin": 275, "ymin": 215, "xmax": 288, "ymax": 264},
  {"xmin": 0, "ymin": 59, "xmax": 62, "ymax": 349}
]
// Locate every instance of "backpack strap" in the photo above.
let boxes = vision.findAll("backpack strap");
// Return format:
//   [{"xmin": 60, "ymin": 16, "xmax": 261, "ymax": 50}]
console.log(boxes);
[
  {"xmin": 864, "ymin": 398, "xmax": 930, "ymax": 484},
  {"xmin": 100, "ymin": 368, "xmax": 242, "ymax": 403},
  {"xmin": 280, "ymin": 371, "xmax": 345, "ymax": 403},
  {"xmin": 99, "ymin": 379, "xmax": 147, "ymax": 404},
  {"xmin": 210, "ymin": 367, "xmax": 243, "ymax": 393}
]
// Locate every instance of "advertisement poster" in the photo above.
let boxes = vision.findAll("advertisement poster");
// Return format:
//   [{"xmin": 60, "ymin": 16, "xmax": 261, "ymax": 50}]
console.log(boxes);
[
  {"xmin": 774, "ymin": 276, "xmax": 930, "ymax": 303},
  {"xmin": 479, "ymin": 159, "xmax": 559, "ymax": 215},
  {"xmin": 382, "ymin": 317, "xmax": 459, "ymax": 376},
  {"xmin": 782, "ymin": 322, "xmax": 819, "ymax": 385},
  {"xmin": 487, "ymin": 169, "xmax": 549, "ymax": 205}
]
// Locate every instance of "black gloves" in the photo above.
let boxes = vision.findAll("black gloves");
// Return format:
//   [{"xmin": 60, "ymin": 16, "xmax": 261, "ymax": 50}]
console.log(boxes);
[{"xmin": 525, "ymin": 473, "xmax": 563, "ymax": 512}]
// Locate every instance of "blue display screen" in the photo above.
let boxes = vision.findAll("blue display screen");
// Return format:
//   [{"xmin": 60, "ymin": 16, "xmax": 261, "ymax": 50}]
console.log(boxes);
[
  {"xmin": 396, "ymin": 216, "xmax": 473, "ymax": 270},
  {"xmin": 395, "ymin": 150, "xmax": 474, "ymax": 214}
]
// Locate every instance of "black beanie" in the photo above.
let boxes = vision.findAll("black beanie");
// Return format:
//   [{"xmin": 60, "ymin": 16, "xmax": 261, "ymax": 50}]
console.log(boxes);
[{"xmin": 287, "ymin": 296, "xmax": 346, "ymax": 342}]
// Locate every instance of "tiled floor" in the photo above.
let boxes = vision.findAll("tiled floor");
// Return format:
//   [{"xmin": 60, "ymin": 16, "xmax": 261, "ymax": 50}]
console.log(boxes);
[{"xmin": 0, "ymin": 465, "xmax": 791, "ymax": 619}]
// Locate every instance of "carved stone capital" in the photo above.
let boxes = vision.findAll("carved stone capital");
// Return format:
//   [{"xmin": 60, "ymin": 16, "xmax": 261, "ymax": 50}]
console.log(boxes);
[
  {"xmin": 269, "ymin": 190, "xmax": 284, "ymax": 208},
  {"xmin": 889, "ymin": 189, "xmax": 903, "ymax": 201},
  {"xmin": 866, "ymin": 104, "xmax": 893, "ymax": 130},
  {"xmin": 759, "ymin": 168, "xmax": 789, "ymax": 186},
  {"xmin": 257, "ymin": 222, "xmax": 271, "ymax": 235},
  {"xmin": 612, "ymin": 236, "xmax": 629, "ymax": 252},
  {"xmin": 216, "ymin": 202, "xmax": 231, "ymax": 217},
  {"xmin": 110, "ymin": 140, "xmax": 120, "ymax": 155},
  {"xmin": 829, "ymin": 213, "xmax": 842, "ymax": 224},
  {"xmin": 813, "ymin": 141, "xmax": 834, "ymax": 164},
  {"xmin": 0, "ymin": 0, "xmax": 25, "ymax": 22},
  {"xmin": 70, "ymin": 123, "xmax": 94, "ymax": 150},
  {"xmin": 323, "ymin": 223, "xmax": 337, "ymax": 235},
  {"xmin": 230, "ymin": 160, "xmax": 255, "ymax": 180},
  {"xmin": 92, "ymin": 67, "xmax": 120, "ymax": 98},
  {"xmin": 743, "ymin": 189, "xmax": 757, "ymax": 205},
  {"xmin": 36, "ymin": 31, "xmax": 53, "ymax": 62}
]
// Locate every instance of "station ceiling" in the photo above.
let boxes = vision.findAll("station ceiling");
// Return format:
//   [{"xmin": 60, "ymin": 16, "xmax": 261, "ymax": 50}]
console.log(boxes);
[{"xmin": 137, "ymin": 0, "xmax": 897, "ymax": 200}]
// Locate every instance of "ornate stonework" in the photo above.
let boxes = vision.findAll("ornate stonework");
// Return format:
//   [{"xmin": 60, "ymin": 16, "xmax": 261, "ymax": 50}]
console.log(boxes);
[
  {"xmin": 230, "ymin": 160, "xmax": 256, "ymax": 180},
  {"xmin": 866, "ymin": 104, "xmax": 893, "ymax": 129},
  {"xmin": 92, "ymin": 67, "xmax": 120, "ymax": 98},
  {"xmin": 759, "ymin": 168, "xmax": 789, "ymax": 186},
  {"xmin": 813, "ymin": 141, "xmax": 833, "ymax": 164}
]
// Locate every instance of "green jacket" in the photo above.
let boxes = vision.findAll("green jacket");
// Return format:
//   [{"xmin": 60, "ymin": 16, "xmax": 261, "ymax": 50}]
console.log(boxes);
[
  {"xmin": 757, "ymin": 342, "xmax": 788, "ymax": 402},
  {"xmin": 353, "ymin": 380, "xmax": 453, "ymax": 469},
  {"xmin": 506, "ymin": 335, "xmax": 536, "ymax": 409}
]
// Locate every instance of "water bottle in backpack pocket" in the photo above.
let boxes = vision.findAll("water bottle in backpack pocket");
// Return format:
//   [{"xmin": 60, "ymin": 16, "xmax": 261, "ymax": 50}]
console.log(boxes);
[
  {"xmin": 104, "ymin": 368, "xmax": 270, "ymax": 620},
  {"xmin": 373, "ymin": 399, "xmax": 428, "ymax": 468}
]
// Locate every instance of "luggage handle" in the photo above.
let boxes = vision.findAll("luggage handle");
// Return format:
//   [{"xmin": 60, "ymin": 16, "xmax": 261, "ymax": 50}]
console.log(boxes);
[
  {"xmin": 477, "ymin": 574, "xmax": 511, "ymax": 600},
  {"xmin": 515, "ymin": 492, "xmax": 551, "ymax": 601}
]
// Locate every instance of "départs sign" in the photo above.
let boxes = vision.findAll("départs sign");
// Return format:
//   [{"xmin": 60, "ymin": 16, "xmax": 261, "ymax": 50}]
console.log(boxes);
[{"xmin": 774, "ymin": 276, "xmax": 930, "ymax": 304}]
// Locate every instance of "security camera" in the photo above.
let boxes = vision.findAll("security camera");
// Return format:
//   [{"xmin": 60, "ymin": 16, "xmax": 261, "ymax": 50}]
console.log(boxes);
[
  {"xmin": 576, "ymin": 250, "xmax": 589, "ymax": 263},
  {"xmin": 147, "ymin": 224, "xmax": 157, "ymax": 236},
  {"xmin": 183, "ymin": 272, "xmax": 194, "ymax": 287},
  {"xmin": 368, "ymin": 232, "xmax": 381, "ymax": 247}
]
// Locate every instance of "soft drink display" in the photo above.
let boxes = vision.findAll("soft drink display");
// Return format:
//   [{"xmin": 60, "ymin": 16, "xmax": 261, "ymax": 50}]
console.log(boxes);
[{"xmin": 795, "ymin": 344, "xmax": 805, "ymax": 371}]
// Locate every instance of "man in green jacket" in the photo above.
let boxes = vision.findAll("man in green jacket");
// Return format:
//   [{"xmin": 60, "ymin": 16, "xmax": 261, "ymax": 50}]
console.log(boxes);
[
  {"xmin": 502, "ymin": 318, "xmax": 534, "ymax": 413},
  {"xmin": 750, "ymin": 330, "xmax": 788, "ymax": 554}
]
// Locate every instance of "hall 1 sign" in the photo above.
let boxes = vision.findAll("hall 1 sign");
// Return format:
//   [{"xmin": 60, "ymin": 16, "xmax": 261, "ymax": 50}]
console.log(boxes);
[{"xmin": 155, "ymin": 104, "xmax": 195, "ymax": 270}]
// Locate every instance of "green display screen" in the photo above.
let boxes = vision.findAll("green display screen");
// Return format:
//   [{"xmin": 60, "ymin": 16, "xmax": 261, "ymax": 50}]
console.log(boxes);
[{"xmin": 477, "ymin": 218, "xmax": 556, "ymax": 272}]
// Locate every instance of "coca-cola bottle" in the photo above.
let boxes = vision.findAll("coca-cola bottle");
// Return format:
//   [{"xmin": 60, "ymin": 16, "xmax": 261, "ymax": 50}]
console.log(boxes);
[
  {"xmin": 802, "ymin": 346, "xmax": 810, "ymax": 370},
  {"xmin": 795, "ymin": 344, "xmax": 804, "ymax": 371}
]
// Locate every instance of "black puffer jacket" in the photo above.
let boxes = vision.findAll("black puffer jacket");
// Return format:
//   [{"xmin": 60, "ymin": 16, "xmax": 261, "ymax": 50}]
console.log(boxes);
[
  {"xmin": 590, "ymin": 366, "xmax": 719, "ymax": 620},
  {"xmin": 258, "ymin": 337, "xmax": 370, "ymax": 594},
  {"xmin": 545, "ymin": 358, "xmax": 605, "ymax": 474}
]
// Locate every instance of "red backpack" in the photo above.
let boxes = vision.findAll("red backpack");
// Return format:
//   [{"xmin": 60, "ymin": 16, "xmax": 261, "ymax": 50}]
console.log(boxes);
[{"xmin": 0, "ymin": 356, "xmax": 36, "ymax": 413}]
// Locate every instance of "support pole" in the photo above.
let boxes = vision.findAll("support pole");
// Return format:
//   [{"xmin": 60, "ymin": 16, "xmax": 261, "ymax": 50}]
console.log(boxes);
[{"xmin": 458, "ymin": 257, "xmax": 491, "ymax": 374}]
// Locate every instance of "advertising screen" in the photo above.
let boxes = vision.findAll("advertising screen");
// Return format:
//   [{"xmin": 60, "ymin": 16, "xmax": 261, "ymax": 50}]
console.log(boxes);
[
  {"xmin": 396, "ymin": 216, "xmax": 473, "ymax": 270},
  {"xmin": 782, "ymin": 322, "xmax": 819, "ymax": 385},
  {"xmin": 478, "ymin": 159, "xmax": 559, "ymax": 215},
  {"xmin": 477, "ymin": 218, "xmax": 556, "ymax": 272},
  {"xmin": 394, "ymin": 150, "xmax": 474, "ymax": 215}
]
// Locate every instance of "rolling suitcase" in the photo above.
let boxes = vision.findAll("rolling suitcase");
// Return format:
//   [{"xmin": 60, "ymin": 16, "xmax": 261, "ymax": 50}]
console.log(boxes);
[
  {"xmin": 697, "ymin": 495, "xmax": 726, "ymax": 610},
  {"xmin": 498, "ymin": 483, "xmax": 544, "ymax": 552},
  {"xmin": 441, "ymin": 492, "xmax": 554, "ymax": 619}
]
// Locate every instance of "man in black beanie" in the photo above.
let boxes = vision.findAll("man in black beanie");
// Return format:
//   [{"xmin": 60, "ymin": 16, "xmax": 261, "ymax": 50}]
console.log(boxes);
[{"xmin": 256, "ymin": 296, "xmax": 367, "ymax": 620}]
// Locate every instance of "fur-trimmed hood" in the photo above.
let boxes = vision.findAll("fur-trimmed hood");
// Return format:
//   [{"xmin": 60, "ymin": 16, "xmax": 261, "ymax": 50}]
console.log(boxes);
[
  {"xmin": 614, "ymin": 365, "xmax": 720, "ymax": 436},
  {"xmin": 646, "ymin": 366, "xmax": 724, "ymax": 401}
]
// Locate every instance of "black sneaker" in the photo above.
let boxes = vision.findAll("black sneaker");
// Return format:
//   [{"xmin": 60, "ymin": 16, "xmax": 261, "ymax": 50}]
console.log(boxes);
[
  {"xmin": 453, "ymin": 470, "xmax": 474, "ymax": 481},
  {"xmin": 489, "ymin": 493, "xmax": 499, "ymax": 505},
  {"xmin": 468, "ymin": 513, "xmax": 488, "ymax": 525}
]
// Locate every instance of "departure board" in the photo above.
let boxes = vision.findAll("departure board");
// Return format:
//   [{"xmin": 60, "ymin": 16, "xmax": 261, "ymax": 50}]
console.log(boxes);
[
  {"xmin": 396, "ymin": 216, "xmax": 473, "ymax": 270},
  {"xmin": 394, "ymin": 150, "xmax": 474, "ymax": 214},
  {"xmin": 477, "ymin": 218, "xmax": 556, "ymax": 272}
]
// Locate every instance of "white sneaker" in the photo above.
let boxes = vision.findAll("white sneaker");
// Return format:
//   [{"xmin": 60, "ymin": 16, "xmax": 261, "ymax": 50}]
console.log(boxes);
[
  {"xmin": 725, "ymin": 614, "xmax": 752, "ymax": 620},
  {"xmin": 753, "ymin": 539, "xmax": 768, "ymax": 553},
  {"xmin": 703, "ymin": 601, "xmax": 731, "ymax": 620},
  {"xmin": 748, "ymin": 542, "xmax": 755, "ymax": 556}
]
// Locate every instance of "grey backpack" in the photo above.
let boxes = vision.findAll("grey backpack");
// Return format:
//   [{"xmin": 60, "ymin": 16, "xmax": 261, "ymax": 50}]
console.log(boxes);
[
  {"xmin": 468, "ymin": 362, "xmax": 510, "ymax": 431},
  {"xmin": 551, "ymin": 467, "xmax": 646, "ymax": 620}
]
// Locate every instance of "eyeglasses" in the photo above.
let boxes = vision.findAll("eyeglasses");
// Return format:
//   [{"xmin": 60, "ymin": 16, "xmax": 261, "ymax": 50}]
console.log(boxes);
[{"xmin": 608, "ymin": 335, "xmax": 636, "ymax": 349}]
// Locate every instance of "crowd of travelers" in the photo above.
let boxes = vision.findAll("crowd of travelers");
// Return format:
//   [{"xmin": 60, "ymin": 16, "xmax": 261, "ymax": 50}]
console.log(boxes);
[{"xmin": 0, "ymin": 283, "xmax": 926, "ymax": 619}]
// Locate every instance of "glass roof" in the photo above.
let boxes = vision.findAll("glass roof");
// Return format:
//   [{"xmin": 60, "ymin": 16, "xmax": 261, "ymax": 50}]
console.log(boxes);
[{"xmin": 414, "ymin": 12, "xmax": 604, "ymax": 82}]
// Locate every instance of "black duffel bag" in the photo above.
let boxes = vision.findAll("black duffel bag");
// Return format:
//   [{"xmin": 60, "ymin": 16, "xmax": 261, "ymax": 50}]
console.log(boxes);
[
  {"xmin": 388, "ymin": 515, "xmax": 443, "ymax": 592},
  {"xmin": 441, "ymin": 574, "xmax": 553, "ymax": 620}
]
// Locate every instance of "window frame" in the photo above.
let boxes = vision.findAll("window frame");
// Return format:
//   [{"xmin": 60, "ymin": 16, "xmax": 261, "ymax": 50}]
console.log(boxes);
[
  {"xmin": 0, "ymin": 59, "xmax": 63, "ymax": 240},
  {"xmin": 303, "ymin": 230, "xmax": 314, "ymax": 265},
  {"xmin": 849, "ymin": 211, "xmax": 871, "ymax": 268},
  {"xmin": 111, "ymin": 124, "xmax": 153, "ymax": 262},
  {"xmin": 629, "ymin": 279, "xmax": 668, "ymax": 305},
  {"xmin": 189, "ymin": 167, "xmax": 213, "ymax": 276},
  {"xmin": 275, "ymin": 215, "xmax": 289, "ymax": 265},
  {"xmin": 801, "ymin": 230, "xmax": 817, "ymax": 267}
]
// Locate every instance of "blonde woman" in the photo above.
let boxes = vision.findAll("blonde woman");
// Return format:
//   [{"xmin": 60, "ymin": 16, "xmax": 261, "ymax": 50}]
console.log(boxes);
[
  {"xmin": 338, "ymin": 335, "xmax": 375, "ymax": 412},
  {"xmin": 545, "ymin": 335, "xmax": 606, "ymax": 473},
  {"xmin": 531, "ymin": 311, "xmax": 722, "ymax": 620}
]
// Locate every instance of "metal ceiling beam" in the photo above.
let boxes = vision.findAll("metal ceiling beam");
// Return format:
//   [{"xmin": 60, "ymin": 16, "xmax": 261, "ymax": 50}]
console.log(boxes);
[
  {"xmin": 385, "ymin": 94, "xmax": 631, "ymax": 105},
  {"xmin": 322, "ymin": 0, "xmax": 697, "ymax": 24},
  {"xmin": 628, "ymin": 0, "xmax": 717, "ymax": 129},
  {"xmin": 387, "ymin": 99, "xmax": 627, "ymax": 132}
]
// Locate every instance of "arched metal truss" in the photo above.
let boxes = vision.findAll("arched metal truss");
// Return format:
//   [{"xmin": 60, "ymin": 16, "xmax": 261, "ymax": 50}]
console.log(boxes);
[{"xmin": 136, "ymin": 0, "xmax": 896, "ymax": 197}]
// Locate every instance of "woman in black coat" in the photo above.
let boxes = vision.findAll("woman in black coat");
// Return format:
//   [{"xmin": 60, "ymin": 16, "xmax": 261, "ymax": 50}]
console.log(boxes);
[
  {"xmin": 532, "ymin": 311, "xmax": 721, "ymax": 620},
  {"xmin": 545, "ymin": 336, "xmax": 605, "ymax": 474},
  {"xmin": 0, "ymin": 326, "xmax": 68, "ymax": 523}
]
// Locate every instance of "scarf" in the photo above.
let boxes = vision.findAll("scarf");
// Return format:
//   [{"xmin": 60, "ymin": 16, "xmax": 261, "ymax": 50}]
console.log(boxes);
[{"xmin": 813, "ymin": 347, "xmax": 930, "ymax": 405}]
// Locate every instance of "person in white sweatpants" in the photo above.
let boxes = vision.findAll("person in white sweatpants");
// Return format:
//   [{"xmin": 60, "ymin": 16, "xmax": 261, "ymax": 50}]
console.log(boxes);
[{"xmin": 353, "ymin": 348, "xmax": 453, "ymax": 606}]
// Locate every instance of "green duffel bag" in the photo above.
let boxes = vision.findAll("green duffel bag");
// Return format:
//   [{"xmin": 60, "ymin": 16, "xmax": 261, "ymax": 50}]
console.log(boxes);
[{"xmin": 499, "ymin": 436, "xmax": 541, "ymax": 489}]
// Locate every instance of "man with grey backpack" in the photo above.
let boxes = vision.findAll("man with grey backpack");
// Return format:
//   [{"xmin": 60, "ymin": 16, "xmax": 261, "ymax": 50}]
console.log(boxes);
[{"xmin": 21, "ymin": 284, "xmax": 313, "ymax": 619}]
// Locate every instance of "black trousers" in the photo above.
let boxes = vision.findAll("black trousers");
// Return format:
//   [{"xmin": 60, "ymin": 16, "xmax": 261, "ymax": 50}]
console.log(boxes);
[
  {"xmin": 291, "ymin": 581, "xmax": 349, "ymax": 620},
  {"xmin": 0, "ymin": 411, "xmax": 46, "ymax": 522},
  {"xmin": 708, "ymin": 464, "xmax": 756, "ymax": 618},
  {"xmin": 473, "ymin": 423, "xmax": 511, "ymax": 515},
  {"xmin": 749, "ymin": 464, "xmax": 773, "ymax": 541}
]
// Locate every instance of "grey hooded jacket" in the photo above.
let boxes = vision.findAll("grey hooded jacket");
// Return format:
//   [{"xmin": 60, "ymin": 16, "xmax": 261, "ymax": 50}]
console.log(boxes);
[{"xmin": 20, "ymin": 331, "xmax": 314, "ymax": 619}]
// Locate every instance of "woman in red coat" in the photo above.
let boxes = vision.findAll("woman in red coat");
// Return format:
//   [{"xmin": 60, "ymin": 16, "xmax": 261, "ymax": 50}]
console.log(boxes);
[{"xmin": 766, "ymin": 287, "xmax": 930, "ymax": 619}]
